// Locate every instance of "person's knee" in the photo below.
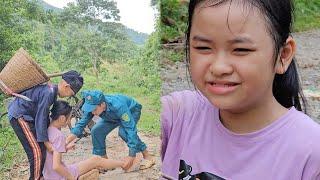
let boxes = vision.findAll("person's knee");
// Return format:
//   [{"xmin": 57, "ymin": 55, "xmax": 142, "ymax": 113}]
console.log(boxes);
[
  {"xmin": 90, "ymin": 155, "xmax": 102, "ymax": 167},
  {"xmin": 90, "ymin": 125, "xmax": 100, "ymax": 136},
  {"xmin": 90, "ymin": 155, "xmax": 101, "ymax": 161}
]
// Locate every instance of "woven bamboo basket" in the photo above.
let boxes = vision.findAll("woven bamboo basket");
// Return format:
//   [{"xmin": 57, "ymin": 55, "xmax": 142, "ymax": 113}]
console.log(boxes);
[{"xmin": 0, "ymin": 48, "xmax": 49, "ymax": 93}]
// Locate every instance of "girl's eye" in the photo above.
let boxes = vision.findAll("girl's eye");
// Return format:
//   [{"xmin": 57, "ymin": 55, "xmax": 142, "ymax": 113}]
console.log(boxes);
[
  {"xmin": 193, "ymin": 46, "xmax": 212, "ymax": 53},
  {"xmin": 195, "ymin": 46, "xmax": 211, "ymax": 50},
  {"xmin": 234, "ymin": 48, "xmax": 251, "ymax": 52},
  {"xmin": 233, "ymin": 48, "xmax": 253, "ymax": 55}
]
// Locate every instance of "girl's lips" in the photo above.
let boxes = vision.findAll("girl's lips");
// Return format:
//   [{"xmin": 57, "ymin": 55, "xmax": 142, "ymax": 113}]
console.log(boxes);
[{"xmin": 206, "ymin": 82, "xmax": 239, "ymax": 95}]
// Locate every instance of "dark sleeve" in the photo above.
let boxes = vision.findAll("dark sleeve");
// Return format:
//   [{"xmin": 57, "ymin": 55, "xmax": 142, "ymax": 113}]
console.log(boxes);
[{"xmin": 35, "ymin": 91, "xmax": 54, "ymax": 142}]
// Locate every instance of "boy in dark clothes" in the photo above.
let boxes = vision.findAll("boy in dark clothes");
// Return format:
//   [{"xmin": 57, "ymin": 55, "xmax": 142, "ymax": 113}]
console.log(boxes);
[{"xmin": 8, "ymin": 70, "xmax": 83, "ymax": 180}]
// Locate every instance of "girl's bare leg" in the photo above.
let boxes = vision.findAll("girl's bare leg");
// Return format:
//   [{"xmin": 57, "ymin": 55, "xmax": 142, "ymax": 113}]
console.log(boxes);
[{"xmin": 77, "ymin": 155, "xmax": 124, "ymax": 175}]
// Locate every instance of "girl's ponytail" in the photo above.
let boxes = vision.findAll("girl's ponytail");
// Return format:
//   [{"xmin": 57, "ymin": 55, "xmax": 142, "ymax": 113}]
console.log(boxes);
[{"xmin": 273, "ymin": 57, "xmax": 307, "ymax": 113}]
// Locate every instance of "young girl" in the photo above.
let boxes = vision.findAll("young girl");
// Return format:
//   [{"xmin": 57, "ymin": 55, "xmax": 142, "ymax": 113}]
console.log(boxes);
[
  {"xmin": 43, "ymin": 100, "xmax": 124, "ymax": 180},
  {"xmin": 161, "ymin": 0, "xmax": 320, "ymax": 179}
]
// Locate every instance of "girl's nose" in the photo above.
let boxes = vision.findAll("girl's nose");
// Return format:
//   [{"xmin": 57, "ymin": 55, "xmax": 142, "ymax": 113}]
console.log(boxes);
[{"xmin": 209, "ymin": 53, "xmax": 233, "ymax": 77}]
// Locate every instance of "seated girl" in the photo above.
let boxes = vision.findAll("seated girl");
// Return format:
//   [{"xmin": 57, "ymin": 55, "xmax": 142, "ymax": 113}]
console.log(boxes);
[{"xmin": 43, "ymin": 100, "xmax": 124, "ymax": 180}]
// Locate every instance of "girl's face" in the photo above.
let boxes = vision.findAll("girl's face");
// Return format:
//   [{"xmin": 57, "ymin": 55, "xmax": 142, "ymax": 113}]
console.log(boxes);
[
  {"xmin": 190, "ymin": 2, "xmax": 278, "ymax": 112},
  {"xmin": 57, "ymin": 114, "xmax": 72, "ymax": 128}
]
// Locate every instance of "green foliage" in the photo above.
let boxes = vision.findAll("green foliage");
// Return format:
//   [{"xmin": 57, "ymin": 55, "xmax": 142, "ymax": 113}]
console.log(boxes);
[
  {"xmin": 0, "ymin": 0, "xmax": 44, "ymax": 69},
  {"xmin": 294, "ymin": 0, "xmax": 320, "ymax": 31},
  {"xmin": 162, "ymin": 49, "xmax": 184, "ymax": 62},
  {"xmin": 0, "ymin": 127, "xmax": 24, "ymax": 174},
  {"xmin": 58, "ymin": 0, "xmax": 120, "ymax": 25},
  {"xmin": 160, "ymin": 0, "xmax": 188, "ymax": 43}
]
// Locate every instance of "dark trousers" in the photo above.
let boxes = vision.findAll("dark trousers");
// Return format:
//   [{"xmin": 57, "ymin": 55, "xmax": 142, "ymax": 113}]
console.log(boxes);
[{"xmin": 10, "ymin": 118, "xmax": 46, "ymax": 180}]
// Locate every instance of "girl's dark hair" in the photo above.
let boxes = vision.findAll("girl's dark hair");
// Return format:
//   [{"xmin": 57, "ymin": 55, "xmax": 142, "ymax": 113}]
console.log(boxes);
[
  {"xmin": 50, "ymin": 100, "xmax": 72, "ymax": 121},
  {"xmin": 186, "ymin": 0, "xmax": 307, "ymax": 112}
]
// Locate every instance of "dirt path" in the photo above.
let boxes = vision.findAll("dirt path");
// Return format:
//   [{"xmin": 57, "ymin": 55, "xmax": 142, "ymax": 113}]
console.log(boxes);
[
  {"xmin": 65, "ymin": 129, "xmax": 161, "ymax": 180},
  {"xmin": 161, "ymin": 29, "xmax": 320, "ymax": 122}
]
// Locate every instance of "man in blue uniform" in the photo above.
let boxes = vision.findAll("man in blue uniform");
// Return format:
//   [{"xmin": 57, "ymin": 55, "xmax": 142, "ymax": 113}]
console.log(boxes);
[
  {"xmin": 8, "ymin": 70, "xmax": 84, "ymax": 180},
  {"xmin": 67, "ymin": 90, "xmax": 155, "ymax": 171}
]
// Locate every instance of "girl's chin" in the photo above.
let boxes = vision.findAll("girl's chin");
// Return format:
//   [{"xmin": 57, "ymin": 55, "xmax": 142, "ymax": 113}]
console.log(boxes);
[{"xmin": 206, "ymin": 95, "xmax": 239, "ymax": 110}]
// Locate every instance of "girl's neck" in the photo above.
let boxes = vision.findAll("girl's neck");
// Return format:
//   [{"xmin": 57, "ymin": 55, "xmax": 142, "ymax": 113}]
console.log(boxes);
[{"xmin": 219, "ymin": 96, "xmax": 288, "ymax": 134}]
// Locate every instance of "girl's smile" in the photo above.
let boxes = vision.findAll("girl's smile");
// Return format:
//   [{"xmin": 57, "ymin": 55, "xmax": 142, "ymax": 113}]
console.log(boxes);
[{"xmin": 205, "ymin": 80, "xmax": 240, "ymax": 95}]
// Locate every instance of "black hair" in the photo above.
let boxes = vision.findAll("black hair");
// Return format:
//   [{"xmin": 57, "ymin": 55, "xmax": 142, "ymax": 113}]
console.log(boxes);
[
  {"xmin": 50, "ymin": 100, "xmax": 72, "ymax": 121},
  {"xmin": 186, "ymin": 0, "xmax": 307, "ymax": 113}
]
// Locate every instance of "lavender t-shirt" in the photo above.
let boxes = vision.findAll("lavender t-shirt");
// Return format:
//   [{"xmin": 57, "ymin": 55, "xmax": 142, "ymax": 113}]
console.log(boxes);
[
  {"xmin": 43, "ymin": 126, "xmax": 79, "ymax": 180},
  {"xmin": 161, "ymin": 90, "xmax": 320, "ymax": 180}
]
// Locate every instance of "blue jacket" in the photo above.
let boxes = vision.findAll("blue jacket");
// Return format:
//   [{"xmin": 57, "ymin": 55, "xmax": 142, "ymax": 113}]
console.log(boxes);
[
  {"xmin": 8, "ymin": 84, "xmax": 58, "ymax": 142},
  {"xmin": 71, "ymin": 94, "xmax": 142, "ymax": 156}
]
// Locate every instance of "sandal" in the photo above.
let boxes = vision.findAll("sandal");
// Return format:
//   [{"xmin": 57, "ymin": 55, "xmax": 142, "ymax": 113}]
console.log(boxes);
[{"xmin": 139, "ymin": 158, "xmax": 156, "ymax": 170}]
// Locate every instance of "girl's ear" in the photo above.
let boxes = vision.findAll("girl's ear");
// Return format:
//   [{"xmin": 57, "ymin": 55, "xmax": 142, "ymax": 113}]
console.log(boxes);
[{"xmin": 275, "ymin": 36, "xmax": 296, "ymax": 74}]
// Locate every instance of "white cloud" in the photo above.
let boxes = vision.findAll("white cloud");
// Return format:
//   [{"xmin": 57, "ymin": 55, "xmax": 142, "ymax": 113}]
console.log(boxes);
[{"xmin": 43, "ymin": 0, "xmax": 155, "ymax": 34}]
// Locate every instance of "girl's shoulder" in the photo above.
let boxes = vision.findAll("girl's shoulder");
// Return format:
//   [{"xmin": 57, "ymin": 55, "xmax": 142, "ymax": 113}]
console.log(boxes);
[
  {"xmin": 161, "ymin": 90, "xmax": 216, "ymax": 130},
  {"xmin": 290, "ymin": 109, "xmax": 320, "ymax": 137},
  {"xmin": 47, "ymin": 126, "xmax": 65, "ymax": 142},
  {"xmin": 288, "ymin": 109, "xmax": 320, "ymax": 161},
  {"xmin": 161, "ymin": 90, "xmax": 212, "ymax": 112}
]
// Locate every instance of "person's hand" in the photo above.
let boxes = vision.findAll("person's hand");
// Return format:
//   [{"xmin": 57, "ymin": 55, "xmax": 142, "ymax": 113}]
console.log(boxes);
[
  {"xmin": 66, "ymin": 141, "xmax": 75, "ymax": 152},
  {"xmin": 122, "ymin": 156, "xmax": 135, "ymax": 170},
  {"xmin": 66, "ymin": 134, "xmax": 77, "ymax": 144}
]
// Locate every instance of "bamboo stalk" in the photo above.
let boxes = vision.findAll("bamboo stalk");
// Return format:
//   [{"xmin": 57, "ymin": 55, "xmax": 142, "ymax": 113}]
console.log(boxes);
[{"xmin": 47, "ymin": 72, "xmax": 66, "ymax": 78}]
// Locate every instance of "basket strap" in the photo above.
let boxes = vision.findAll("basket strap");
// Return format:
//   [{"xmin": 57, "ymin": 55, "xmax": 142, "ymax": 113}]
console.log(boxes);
[
  {"xmin": 0, "ymin": 80, "xmax": 32, "ymax": 101},
  {"xmin": 47, "ymin": 82, "xmax": 55, "ymax": 93}
]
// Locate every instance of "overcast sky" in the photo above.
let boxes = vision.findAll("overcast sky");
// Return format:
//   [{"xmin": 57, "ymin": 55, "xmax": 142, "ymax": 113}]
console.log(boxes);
[{"xmin": 43, "ymin": 0, "xmax": 156, "ymax": 34}]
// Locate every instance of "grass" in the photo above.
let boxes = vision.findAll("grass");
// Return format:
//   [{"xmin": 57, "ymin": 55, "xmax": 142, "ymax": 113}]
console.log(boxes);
[
  {"xmin": 0, "ymin": 127, "xmax": 25, "ymax": 177},
  {"xmin": 294, "ymin": 0, "xmax": 320, "ymax": 31}
]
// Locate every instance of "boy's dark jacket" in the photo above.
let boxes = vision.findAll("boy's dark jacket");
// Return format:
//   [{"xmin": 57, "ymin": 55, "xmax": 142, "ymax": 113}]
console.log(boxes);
[{"xmin": 8, "ymin": 84, "xmax": 58, "ymax": 142}]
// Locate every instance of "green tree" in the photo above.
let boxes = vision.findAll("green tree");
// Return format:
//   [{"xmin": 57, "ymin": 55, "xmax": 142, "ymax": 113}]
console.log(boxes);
[{"xmin": 55, "ymin": 0, "xmax": 123, "ymax": 81}]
